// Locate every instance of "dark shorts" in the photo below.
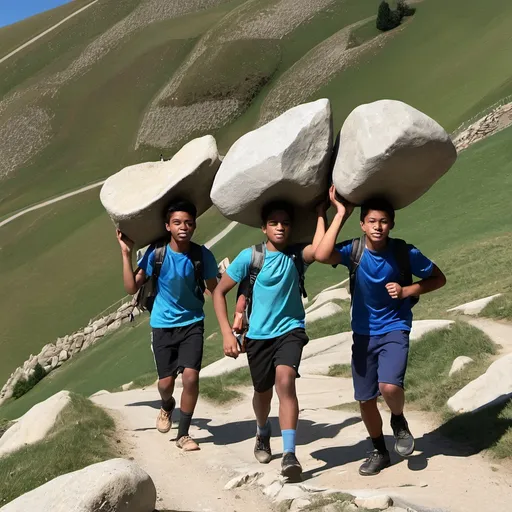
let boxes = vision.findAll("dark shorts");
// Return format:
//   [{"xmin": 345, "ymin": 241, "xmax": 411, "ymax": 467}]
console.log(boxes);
[
  {"xmin": 245, "ymin": 328, "xmax": 309, "ymax": 393},
  {"xmin": 151, "ymin": 321, "xmax": 204, "ymax": 380},
  {"xmin": 351, "ymin": 330, "xmax": 410, "ymax": 402}
]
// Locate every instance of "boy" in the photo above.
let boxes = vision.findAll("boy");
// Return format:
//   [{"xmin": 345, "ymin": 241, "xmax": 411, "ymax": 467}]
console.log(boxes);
[
  {"xmin": 213, "ymin": 200, "xmax": 327, "ymax": 478},
  {"xmin": 315, "ymin": 185, "xmax": 446, "ymax": 476},
  {"xmin": 117, "ymin": 199, "xmax": 218, "ymax": 451}
]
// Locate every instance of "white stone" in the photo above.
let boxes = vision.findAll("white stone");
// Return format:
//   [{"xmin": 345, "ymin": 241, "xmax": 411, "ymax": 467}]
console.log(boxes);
[
  {"xmin": 305, "ymin": 302, "xmax": 342, "ymax": 324},
  {"xmin": 1, "ymin": 458, "xmax": 156, "ymax": 512},
  {"xmin": 201, "ymin": 353, "xmax": 249, "ymax": 378},
  {"xmin": 306, "ymin": 288, "xmax": 350, "ymax": 313},
  {"xmin": 224, "ymin": 470, "xmax": 263, "ymax": 490},
  {"xmin": 447, "ymin": 353, "xmax": 512, "ymax": 413},
  {"xmin": 0, "ymin": 391, "xmax": 71, "ymax": 457},
  {"xmin": 58, "ymin": 350, "xmax": 68, "ymax": 362},
  {"xmin": 275, "ymin": 484, "xmax": 308, "ymax": 502},
  {"xmin": 211, "ymin": 99, "xmax": 332, "ymax": 240},
  {"xmin": 83, "ymin": 326, "xmax": 93, "ymax": 335},
  {"xmin": 89, "ymin": 389, "xmax": 111, "ymax": 398},
  {"xmin": 94, "ymin": 326, "xmax": 108, "ymax": 338},
  {"xmin": 354, "ymin": 495, "xmax": 393, "ymax": 510},
  {"xmin": 447, "ymin": 294, "xmax": 502, "ymax": 316},
  {"xmin": 409, "ymin": 319, "xmax": 454, "ymax": 341},
  {"xmin": 263, "ymin": 480, "xmax": 284, "ymax": 499},
  {"xmin": 43, "ymin": 365, "xmax": 52, "ymax": 374},
  {"xmin": 51, "ymin": 356, "xmax": 59, "ymax": 369},
  {"xmin": 290, "ymin": 498, "xmax": 312, "ymax": 511},
  {"xmin": 333, "ymin": 100, "xmax": 457, "ymax": 209},
  {"xmin": 449, "ymin": 356, "xmax": 475, "ymax": 377},
  {"xmin": 101, "ymin": 135, "xmax": 221, "ymax": 247},
  {"xmin": 313, "ymin": 278, "xmax": 349, "ymax": 297},
  {"xmin": 107, "ymin": 319, "xmax": 123, "ymax": 332},
  {"xmin": 121, "ymin": 382, "xmax": 134, "ymax": 391}
]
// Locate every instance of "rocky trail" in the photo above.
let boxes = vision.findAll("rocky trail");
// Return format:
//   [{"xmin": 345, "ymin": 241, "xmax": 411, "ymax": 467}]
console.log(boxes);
[{"xmin": 92, "ymin": 316, "xmax": 512, "ymax": 512}]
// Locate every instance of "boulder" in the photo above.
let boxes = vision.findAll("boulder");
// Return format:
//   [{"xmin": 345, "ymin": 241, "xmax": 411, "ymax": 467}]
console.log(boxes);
[
  {"xmin": 305, "ymin": 302, "xmax": 342, "ymax": 324},
  {"xmin": 94, "ymin": 326, "xmax": 108, "ymax": 339},
  {"xmin": 51, "ymin": 356, "xmax": 59, "ymax": 369},
  {"xmin": 58, "ymin": 350, "xmax": 68, "ymax": 362},
  {"xmin": 100, "ymin": 135, "xmax": 221, "ymax": 247},
  {"xmin": 307, "ymin": 288, "xmax": 350, "ymax": 313},
  {"xmin": 332, "ymin": 100, "xmax": 457, "ymax": 209},
  {"xmin": 0, "ymin": 391, "xmax": 70, "ymax": 457},
  {"xmin": 449, "ymin": 356, "xmax": 474, "ymax": 377},
  {"xmin": 1, "ymin": 458, "xmax": 156, "ymax": 512},
  {"xmin": 447, "ymin": 293, "xmax": 502, "ymax": 315},
  {"xmin": 354, "ymin": 495, "xmax": 393, "ymax": 510},
  {"xmin": 211, "ymin": 99, "xmax": 332, "ymax": 241},
  {"xmin": 447, "ymin": 353, "xmax": 512, "ymax": 413},
  {"xmin": 74, "ymin": 334, "xmax": 85, "ymax": 349},
  {"xmin": 107, "ymin": 319, "xmax": 123, "ymax": 333}
]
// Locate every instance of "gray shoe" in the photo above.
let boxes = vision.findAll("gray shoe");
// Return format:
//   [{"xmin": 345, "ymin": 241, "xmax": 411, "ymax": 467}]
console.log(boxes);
[
  {"xmin": 359, "ymin": 449, "xmax": 391, "ymax": 476},
  {"xmin": 391, "ymin": 414, "xmax": 415, "ymax": 457},
  {"xmin": 254, "ymin": 433, "xmax": 272, "ymax": 463}
]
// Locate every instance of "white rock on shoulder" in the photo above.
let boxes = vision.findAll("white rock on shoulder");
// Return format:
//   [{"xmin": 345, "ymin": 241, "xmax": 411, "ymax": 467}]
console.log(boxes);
[
  {"xmin": 101, "ymin": 135, "xmax": 221, "ymax": 247},
  {"xmin": 449, "ymin": 356, "xmax": 474, "ymax": 377},
  {"xmin": 0, "ymin": 391, "xmax": 71, "ymax": 457},
  {"xmin": 447, "ymin": 294, "xmax": 502, "ymax": 315},
  {"xmin": 354, "ymin": 495, "xmax": 393, "ymax": 510},
  {"xmin": 1, "ymin": 458, "xmax": 156, "ymax": 512},
  {"xmin": 305, "ymin": 302, "xmax": 342, "ymax": 324},
  {"xmin": 333, "ymin": 100, "xmax": 457, "ymax": 209}
]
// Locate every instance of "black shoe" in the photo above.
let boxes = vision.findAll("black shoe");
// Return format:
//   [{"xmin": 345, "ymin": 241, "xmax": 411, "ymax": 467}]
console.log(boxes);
[
  {"xmin": 359, "ymin": 449, "xmax": 391, "ymax": 476},
  {"xmin": 254, "ymin": 434, "xmax": 272, "ymax": 464},
  {"xmin": 281, "ymin": 452, "xmax": 302, "ymax": 479},
  {"xmin": 391, "ymin": 414, "xmax": 415, "ymax": 457}
]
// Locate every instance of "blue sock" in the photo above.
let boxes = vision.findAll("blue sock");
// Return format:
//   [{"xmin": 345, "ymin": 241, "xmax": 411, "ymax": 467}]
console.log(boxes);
[
  {"xmin": 257, "ymin": 421, "xmax": 271, "ymax": 437},
  {"xmin": 282, "ymin": 429, "xmax": 296, "ymax": 454}
]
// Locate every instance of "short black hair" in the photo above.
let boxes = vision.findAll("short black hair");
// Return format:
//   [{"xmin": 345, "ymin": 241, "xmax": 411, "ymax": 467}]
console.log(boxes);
[
  {"xmin": 165, "ymin": 199, "xmax": 197, "ymax": 224},
  {"xmin": 261, "ymin": 200, "xmax": 294, "ymax": 226},
  {"xmin": 360, "ymin": 197, "xmax": 395, "ymax": 224}
]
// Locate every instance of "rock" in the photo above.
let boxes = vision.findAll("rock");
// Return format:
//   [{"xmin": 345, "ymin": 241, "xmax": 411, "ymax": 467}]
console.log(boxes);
[
  {"xmin": 94, "ymin": 326, "xmax": 108, "ymax": 339},
  {"xmin": 100, "ymin": 135, "xmax": 220, "ymax": 247},
  {"xmin": 89, "ymin": 390, "xmax": 110, "ymax": 398},
  {"xmin": 275, "ymin": 484, "xmax": 308, "ymax": 502},
  {"xmin": 1, "ymin": 458, "xmax": 156, "ymax": 512},
  {"xmin": 332, "ymin": 100, "xmax": 457, "ymax": 209},
  {"xmin": 58, "ymin": 350, "xmax": 68, "ymax": 362},
  {"xmin": 107, "ymin": 319, "xmax": 123, "ymax": 332},
  {"xmin": 211, "ymin": 99, "xmax": 332, "ymax": 240},
  {"xmin": 51, "ymin": 356, "xmax": 59, "ymax": 369},
  {"xmin": 84, "ymin": 326, "xmax": 93, "ymax": 335},
  {"xmin": 447, "ymin": 294, "xmax": 502, "ymax": 315},
  {"xmin": 92, "ymin": 318, "xmax": 107, "ymax": 331},
  {"xmin": 224, "ymin": 470, "xmax": 263, "ymax": 490},
  {"xmin": 264, "ymin": 480, "xmax": 284, "ymax": 499},
  {"xmin": 447, "ymin": 353, "xmax": 512, "ymax": 413},
  {"xmin": 409, "ymin": 319, "xmax": 454, "ymax": 341},
  {"xmin": 201, "ymin": 353, "xmax": 248, "ymax": 378},
  {"xmin": 43, "ymin": 365, "xmax": 52, "ymax": 374},
  {"xmin": 449, "ymin": 356, "xmax": 474, "ymax": 377},
  {"xmin": 290, "ymin": 498, "xmax": 312, "ymax": 511},
  {"xmin": 307, "ymin": 288, "xmax": 350, "ymax": 313},
  {"xmin": 354, "ymin": 495, "xmax": 393, "ymax": 510},
  {"xmin": 74, "ymin": 334, "xmax": 85, "ymax": 349},
  {"xmin": 305, "ymin": 302, "xmax": 342, "ymax": 324},
  {"xmin": 121, "ymin": 382, "xmax": 134, "ymax": 391},
  {"xmin": 0, "ymin": 391, "xmax": 71, "ymax": 457}
]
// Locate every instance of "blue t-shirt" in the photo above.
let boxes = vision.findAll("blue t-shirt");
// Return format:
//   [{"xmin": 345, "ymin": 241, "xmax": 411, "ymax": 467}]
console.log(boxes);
[
  {"xmin": 227, "ymin": 247, "xmax": 307, "ymax": 339},
  {"xmin": 138, "ymin": 244, "xmax": 218, "ymax": 328},
  {"xmin": 336, "ymin": 239, "xmax": 434, "ymax": 336}
]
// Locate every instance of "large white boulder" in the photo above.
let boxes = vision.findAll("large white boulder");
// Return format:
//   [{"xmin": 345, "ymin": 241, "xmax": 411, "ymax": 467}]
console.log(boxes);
[
  {"xmin": 1, "ymin": 458, "xmax": 156, "ymax": 512},
  {"xmin": 447, "ymin": 294, "xmax": 502, "ymax": 315},
  {"xmin": 332, "ymin": 100, "xmax": 457, "ymax": 208},
  {"xmin": 305, "ymin": 302, "xmax": 342, "ymax": 323},
  {"xmin": 0, "ymin": 390, "xmax": 70, "ymax": 457},
  {"xmin": 100, "ymin": 135, "xmax": 221, "ymax": 247},
  {"xmin": 211, "ymin": 99, "xmax": 332, "ymax": 240},
  {"xmin": 447, "ymin": 353, "xmax": 512, "ymax": 413}
]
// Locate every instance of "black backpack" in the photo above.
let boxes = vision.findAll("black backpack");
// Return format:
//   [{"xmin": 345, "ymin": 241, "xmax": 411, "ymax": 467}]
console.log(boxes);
[
  {"xmin": 348, "ymin": 235, "xmax": 419, "ymax": 306},
  {"xmin": 236, "ymin": 242, "xmax": 308, "ymax": 329},
  {"xmin": 135, "ymin": 240, "xmax": 206, "ymax": 313}
]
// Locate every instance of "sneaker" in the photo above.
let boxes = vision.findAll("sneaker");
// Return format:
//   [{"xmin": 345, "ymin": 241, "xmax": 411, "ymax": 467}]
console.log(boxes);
[
  {"xmin": 156, "ymin": 404, "xmax": 174, "ymax": 434},
  {"xmin": 254, "ymin": 434, "xmax": 272, "ymax": 464},
  {"xmin": 281, "ymin": 452, "xmax": 302, "ymax": 479},
  {"xmin": 391, "ymin": 414, "xmax": 415, "ymax": 457},
  {"xmin": 359, "ymin": 449, "xmax": 391, "ymax": 476},
  {"xmin": 176, "ymin": 435, "xmax": 200, "ymax": 451}
]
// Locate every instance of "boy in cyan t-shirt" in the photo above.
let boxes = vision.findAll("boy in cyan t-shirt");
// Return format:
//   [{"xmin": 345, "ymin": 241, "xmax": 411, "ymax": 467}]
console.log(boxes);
[
  {"xmin": 213, "ymin": 200, "xmax": 328, "ymax": 479},
  {"xmin": 117, "ymin": 200, "xmax": 218, "ymax": 452},
  {"xmin": 315, "ymin": 186, "xmax": 446, "ymax": 476}
]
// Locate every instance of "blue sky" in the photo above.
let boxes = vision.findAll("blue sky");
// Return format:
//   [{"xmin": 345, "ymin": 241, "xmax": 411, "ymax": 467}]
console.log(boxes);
[{"xmin": 0, "ymin": 0, "xmax": 74, "ymax": 28}]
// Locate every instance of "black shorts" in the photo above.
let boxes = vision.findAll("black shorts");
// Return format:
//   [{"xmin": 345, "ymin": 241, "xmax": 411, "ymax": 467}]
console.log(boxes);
[
  {"xmin": 151, "ymin": 321, "xmax": 204, "ymax": 380},
  {"xmin": 245, "ymin": 328, "xmax": 309, "ymax": 393}
]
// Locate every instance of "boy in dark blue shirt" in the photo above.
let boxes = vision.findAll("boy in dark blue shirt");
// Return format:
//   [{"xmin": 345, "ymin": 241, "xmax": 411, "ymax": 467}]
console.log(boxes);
[{"xmin": 315, "ymin": 186, "xmax": 446, "ymax": 476}]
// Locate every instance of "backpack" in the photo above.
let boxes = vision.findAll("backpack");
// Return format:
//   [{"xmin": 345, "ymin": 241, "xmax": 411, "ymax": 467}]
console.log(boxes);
[
  {"xmin": 135, "ymin": 240, "xmax": 206, "ymax": 313},
  {"xmin": 348, "ymin": 235, "xmax": 419, "ymax": 307},
  {"xmin": 232, "ymin": 243, "xmax": 308, "ymax": 336}
]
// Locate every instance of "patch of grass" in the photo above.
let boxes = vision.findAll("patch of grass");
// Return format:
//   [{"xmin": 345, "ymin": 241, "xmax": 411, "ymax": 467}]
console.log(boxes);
[
  {"xmin": 328, "ymin": 401, "xmax": 361, "ymax": 413},
  {"xmin": 0, "ymin": 393, "xmax": 120, "ymax": 506},
  {"xmin": 328, "ymin": 364, "xmax": 352, "ymax": 378},
  {"xmin": 346, "ymin": 17, "xmax": 380, "ymax": 49},
  {"xmin": 300, "ymin": 492, "xmax": 361, "ymax": 512},
  {"xmin": 480, "ymin": 294, "xmax": 512, "ymax": 321},
  {"xmin": 200, "ymin": 367, "xmax": 252, "ymax": 404}
]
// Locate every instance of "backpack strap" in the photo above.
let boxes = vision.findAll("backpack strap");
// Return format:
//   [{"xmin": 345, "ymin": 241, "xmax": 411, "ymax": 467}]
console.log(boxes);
[
  {"xmin": 285, "ymin": 245, "xmax": 308, "ymax": 299},
  {"xmin": 392, "ymin": 238, "xmax": 419, "ymax": 305},
  {"xmin": 349, "ymin": 235, "xmax": 366, "ymax": 303},
  {"xmin": 246, "ymin": 243, "xmax": 266, "ymax": 318},
  {"xmin": 188, "ymin": 242, "xmax": 206, "ymax": 301}
]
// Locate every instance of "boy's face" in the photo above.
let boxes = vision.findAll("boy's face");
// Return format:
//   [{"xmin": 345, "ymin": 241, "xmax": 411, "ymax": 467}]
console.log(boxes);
[
  {"xmin": 165, "ymin": 211, "xmax": 196, "ymax": 242},
  {"xmin": 360, "ymin": 209, "xmax": 393, "ymax": 244},
  {"xmin": 262, "ymin": 209, "xmax": 292, "ymax": 245}
]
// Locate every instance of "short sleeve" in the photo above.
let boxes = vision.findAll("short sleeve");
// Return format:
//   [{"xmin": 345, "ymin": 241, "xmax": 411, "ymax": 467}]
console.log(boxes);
[
  {"xmin": 201, "ymin": 247, "xmax": 218, "ymax": 280},
  {"xmin": 226, "ymin": 248, "xmax": 252, "ymax": 283},
  {"xmin": 408, "ymin": 245, "xmax": 434, "ymax": 278},
  {"xmin": 137, "ymin": 246, "xmax": 156, "ymax": 276},
  {"xmin": 334, "ymin": 240, "xmax": 353, "ymax": 267}
]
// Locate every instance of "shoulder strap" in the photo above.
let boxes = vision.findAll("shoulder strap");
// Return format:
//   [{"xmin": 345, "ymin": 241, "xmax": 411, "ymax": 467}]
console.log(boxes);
[
  {"xmin": 188, "ymin": 242, "xmax": 206, "ymax": 299},
  {"xmin": 392, "ymin": 238, "xmax": 419, "ymax": 306},
  {"xmin": 152, "ymin": 241, "xmax": 167, "ymax": 279},
  {"xmin": 349, "ymin": 235, "xmax": 365, "ymax": 302},
  {"xmin": 286, "ymin": 245, "xmax": 308, "ymax": 299},
  {"xmin": 245, "ymin": 243, "xmax": 265, "ymax": 317}
]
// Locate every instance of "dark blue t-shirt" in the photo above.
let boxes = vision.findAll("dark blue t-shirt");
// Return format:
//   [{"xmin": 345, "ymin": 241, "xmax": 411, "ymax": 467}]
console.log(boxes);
[{"xmin": 336, "ymin": 239, "xmax": 434, "ymax": 336}]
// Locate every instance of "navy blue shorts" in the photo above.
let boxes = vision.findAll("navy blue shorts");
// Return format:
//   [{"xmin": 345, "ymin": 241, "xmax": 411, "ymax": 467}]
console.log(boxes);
[{"xmin": 351, "ymin": 330, "xmax": 410, "ymax": 401}]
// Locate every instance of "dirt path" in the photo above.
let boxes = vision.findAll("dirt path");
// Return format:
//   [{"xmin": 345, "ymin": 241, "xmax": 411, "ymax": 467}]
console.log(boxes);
[{"xmin": 0, "ymin": 0, "xmax": 100, "ymax": 65}]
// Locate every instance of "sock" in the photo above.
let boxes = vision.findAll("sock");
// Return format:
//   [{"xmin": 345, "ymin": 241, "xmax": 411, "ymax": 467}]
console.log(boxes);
[
  {"xmin": 162, "ymin": 396, "xmax": 175, "ymax": 413},
  {"xmin": 177, "ymin": 411, "xmax": 193, "ymax": 439},
  {"xmin": 391, "ymin": 412, "xmax": 405, "ymax": 422},
  {"xmin": 257, "ymin": 421, "xmax": 271, "ymax": 437},
  {"xmin": 282, "ymin": 429, "xmax": 296, "ymax": 454},
  {"xmin": 371, "ymin": 434, "xmax": 388, "ymax": 454}
]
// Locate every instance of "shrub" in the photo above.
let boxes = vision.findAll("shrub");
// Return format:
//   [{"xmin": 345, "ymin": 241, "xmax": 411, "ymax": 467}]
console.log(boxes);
[
  {"xmin": 397, "ymin": 0, "xmax": 416, "ymax": 18},
  {"xmin": 12, "ymin": 363, "xmax": 46, "ymax": 399},
  {"xmin": 376, "ymin": 0, "xmax": 415, "ymax": 32}
]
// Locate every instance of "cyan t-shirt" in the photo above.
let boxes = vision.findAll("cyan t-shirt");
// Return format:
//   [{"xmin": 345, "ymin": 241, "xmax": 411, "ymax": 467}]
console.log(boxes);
[
  {"xmin": 227, "ymin": 247, "xmax": 307, "ymax": 339},
  {"xmin": 138, "ymin": 244, "xmax": 218, "ymax": 328},
  {"xmin": 336, "ymin": 239, "xmax": 434, "ymax": 336}
]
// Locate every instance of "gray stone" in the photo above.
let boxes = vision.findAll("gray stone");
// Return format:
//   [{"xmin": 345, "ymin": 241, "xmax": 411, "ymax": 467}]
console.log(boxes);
[
  {"xmin": 92, "ymin": 318, "xmax": 106, "ymax": 331},
  {"xmin": 224, "ymin": 470, "xmax": 263, "ymax": 490},
  {"xmin": 51, "ymin": 356, "xmax": 59, "ymax": 369},
  {"xmin": 101, "ymin": 135, "xmax": 221, "ymax": 247},
  {"xmin": 58, "ymin": 350, "xmax": 68, "ymax": 362},
  {"xmin": 94, "ymin": 326, "xmax": 108, "ymax": 339},
  {"xmin": 354, "ymin": 495, "xmax": 393, "ymax": 510},
  {"xmin": 211, "ymin": 99, "xmax": 332, "ymax": 241},
  {"xmin": 1, "ymin": 458, "xmax": 156, "ymax": 512},
  {"xmin": 332, "ymin": 100, "xmax": 457, "ymax": 209},
  {"xmin": 121, "ymin": 382, "xmax": 134, "ymax": 392},
  {"xmin": 107, "ymin": 319, "xmax": 123, "ymax": 332},
  {"xmin": 43, "ymin": 365, "xmax": 52, "ymax": 374},
  {"xmin": 74, "ymin": 334, "xmax": 85, "ymax": 349},
  {"xmin": 83, "ymin": 326, "xmax": 93, "ymax": 335},
  {"xmin": 264, "ymin": 480, "xmax": 284, "ymax": 499},
  {"xmin": 305, "ymin": 302, "xmax": 342, "ymax": 324},
  {"xmin": 447, "ymin": 294, "xmax": 502, "ymax": 315},
  {"xmin": 449, "ymin": 356, "xmax": 474, "ymax": 377}
]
